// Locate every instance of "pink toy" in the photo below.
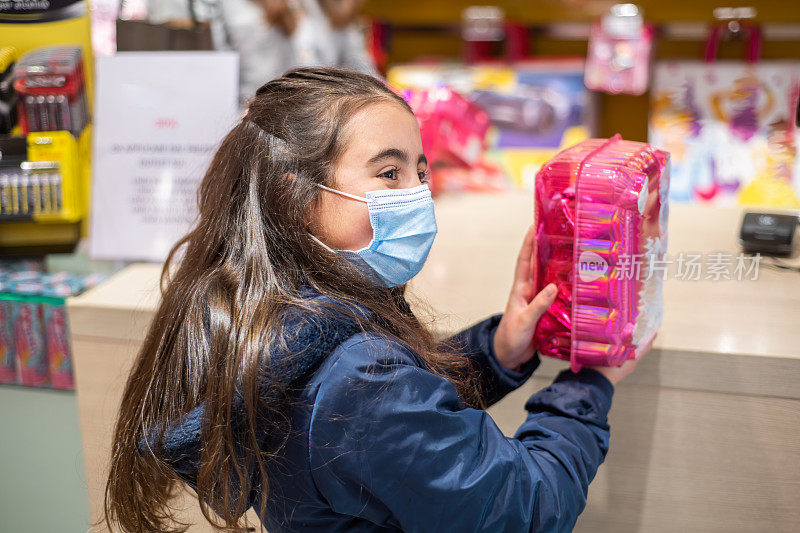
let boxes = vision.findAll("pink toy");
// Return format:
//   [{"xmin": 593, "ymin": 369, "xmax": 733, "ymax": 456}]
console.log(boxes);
[
  {"xmin": 402, "ymin": 86, "xmax": 490, "ymax": 193},
  {"xmin": 533, "ymin": 135, "xmax": 670, "ymax": 371}
]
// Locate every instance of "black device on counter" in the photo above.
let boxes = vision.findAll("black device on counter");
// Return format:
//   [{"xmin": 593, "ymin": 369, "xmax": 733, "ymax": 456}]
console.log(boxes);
[{"xmin": 739, "ymin": 212, "xmax": 799, "ymax": 256}]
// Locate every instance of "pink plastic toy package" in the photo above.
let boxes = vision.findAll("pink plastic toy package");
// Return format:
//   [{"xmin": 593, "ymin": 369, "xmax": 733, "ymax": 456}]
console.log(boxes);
[
  {"xmin": 402, "ymin": 86, "xmax": 490, "ymax": 192},
  {"xmin": 533, "ymin": 135, "xmax": 670, "ymax": 371},
  {"xmin": 584, "ymin": 6, "xmax": 654, "ymax": 96}
]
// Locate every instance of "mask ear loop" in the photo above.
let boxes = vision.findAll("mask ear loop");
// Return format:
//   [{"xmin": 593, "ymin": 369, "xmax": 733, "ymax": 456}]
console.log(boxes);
[
  {"xmin": 309, "ymin": 185, "xmax": 364, "ymax": 253},
  {"xmin": 316, "ymin": 183, "xmax": 369, "ymax": 203},
  {"xmin": 309, "ymin": 233, "xmax": 336, "ymax": 253}
]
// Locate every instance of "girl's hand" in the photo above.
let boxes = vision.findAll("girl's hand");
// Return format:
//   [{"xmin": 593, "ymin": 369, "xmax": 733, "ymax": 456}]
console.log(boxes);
[
  {"xmin": 587, "ymin": 338, "xmax": 653, "ymax": 385},
  {"xmin": 493, "ymin": 224, "xmax": 557, "ymax": 371},
  {"xmin": 587, "ymin": 359, "xmax": 638, "ymax": 386}
]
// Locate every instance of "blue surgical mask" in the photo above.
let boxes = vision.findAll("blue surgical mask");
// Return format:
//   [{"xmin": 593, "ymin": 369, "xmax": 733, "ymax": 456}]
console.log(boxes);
[{"xmin": 311, "ymin": 183, "xmax": 437, "ymax": 287}]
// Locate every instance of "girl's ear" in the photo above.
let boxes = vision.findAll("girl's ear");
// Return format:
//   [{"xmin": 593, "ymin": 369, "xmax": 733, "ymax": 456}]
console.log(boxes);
[{"xmin": 293, "ymin": 173, "xmax": 321, "ymax": 232}]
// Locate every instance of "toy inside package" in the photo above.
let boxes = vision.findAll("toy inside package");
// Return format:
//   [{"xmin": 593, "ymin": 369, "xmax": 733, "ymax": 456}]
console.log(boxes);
[
  {"xmin": 13, "ymin": 46, "xmax": 89, "ymax": 136},
  {"xmin": 533, "ymin": 135, "xmax": 670, "ymax": 371}
]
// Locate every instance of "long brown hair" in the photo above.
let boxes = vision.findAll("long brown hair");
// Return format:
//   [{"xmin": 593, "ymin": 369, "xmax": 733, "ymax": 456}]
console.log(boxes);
[{"xmin": 104, "ymin": 67, "xmax": 482, "ymax": 532}]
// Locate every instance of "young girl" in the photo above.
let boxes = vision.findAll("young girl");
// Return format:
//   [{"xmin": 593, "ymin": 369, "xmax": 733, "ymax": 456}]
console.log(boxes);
[{"xmin": 104, "ymin": 67, "xmax": 641, "ymax": 532}]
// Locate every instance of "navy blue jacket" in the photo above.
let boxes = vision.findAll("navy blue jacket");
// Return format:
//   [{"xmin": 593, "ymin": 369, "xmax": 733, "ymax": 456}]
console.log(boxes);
[{"xmin": 156, "ymin": 286, "xmax": 614, "ymax": 532}]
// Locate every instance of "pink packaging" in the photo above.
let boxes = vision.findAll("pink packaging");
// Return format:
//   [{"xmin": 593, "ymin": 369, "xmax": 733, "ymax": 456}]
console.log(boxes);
[
  {"xmin": 13, "ymin": 299, "xmax": 49, "ymax": 386},
  {"xmin": 44, "ymin": 304, "xmax": 74, "ymax": 390},
  {"xmin": 402, "ymin": 86, "xmax": 490, "ymax": 193},
  {"xmin": 0, "ymin": 300, "xmax": 16, "ymax": 384},
  {"xmin": 533, "ymin": 135, "xmax": 670, "ymax": 371},
  {"xmin": 584, "ymin": 13, "xmax": 654, "ymax": 96}
]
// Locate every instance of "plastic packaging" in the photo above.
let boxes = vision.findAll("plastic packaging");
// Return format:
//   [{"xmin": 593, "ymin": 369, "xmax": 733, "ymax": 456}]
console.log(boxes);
[
  {"xmin": 44, "ymin": 304, "xmax": 73, "ymax": 390},
  {"xmin": 0, "ymin": 264, "xmax": 107, "ymax": 389},
  {"xmin": 12, "ymin": 282, "xmax": 48, "ymax": 387},
  {"xmin": 0, "ymin": 299, "xmax": 15, "ymax": 384},
  {"xmin": 13, "ymin": 46, "xmax": 89, "ymax": 135},
  {"xmin": 584, "ymin": 5, "xmax": 654, "ymax": 96},
  {"xmin": 533, "ymin": 135, "xmax": 670, "ymax": 371},
  {"xmin": 402, "ymin": 86, "xmax": 490, "ymax": 192}
]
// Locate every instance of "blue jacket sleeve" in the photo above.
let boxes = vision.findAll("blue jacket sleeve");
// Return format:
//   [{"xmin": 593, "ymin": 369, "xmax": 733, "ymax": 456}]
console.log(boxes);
[
  {"xmin": 308, "ymin": 334, "xmax": 613, "ymax": 533},
  {"xmin": 439, "ymin": 313, "xmax": 540, "ymax": 406}
]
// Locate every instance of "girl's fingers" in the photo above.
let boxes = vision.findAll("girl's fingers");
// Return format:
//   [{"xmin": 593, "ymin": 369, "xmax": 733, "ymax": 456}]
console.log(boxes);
[
  {"xmin": 512, "ymin": 225, "xmax": 536, "ymax": 289},
  {"xmin": 521, "ymin": 283, "xmax": 557, "ymax": 325}
]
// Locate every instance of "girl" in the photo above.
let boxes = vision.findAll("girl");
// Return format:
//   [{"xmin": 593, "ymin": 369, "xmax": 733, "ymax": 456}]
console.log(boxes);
[{"xmin": 104, "ymin": 67, "xmax": 641, "ymax": 533}]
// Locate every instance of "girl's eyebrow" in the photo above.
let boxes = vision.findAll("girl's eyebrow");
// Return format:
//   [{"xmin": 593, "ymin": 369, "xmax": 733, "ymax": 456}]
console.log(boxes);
[
  {"xmin": 368, "ymin": 148, "xmax": 408, "ymax": 165},
  {"xmin": 368, "ymin": 148, "xmax": 427, "ymax": 166}
]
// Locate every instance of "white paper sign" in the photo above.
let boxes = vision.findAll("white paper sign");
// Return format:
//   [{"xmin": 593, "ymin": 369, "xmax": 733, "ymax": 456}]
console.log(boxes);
[{"xmin": 90, "ymin": 52, "xmax": 239, "ymax": 261}]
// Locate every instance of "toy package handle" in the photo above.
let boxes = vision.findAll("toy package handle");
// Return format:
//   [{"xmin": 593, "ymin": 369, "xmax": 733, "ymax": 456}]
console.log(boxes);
[
  {"xmin": 703, "ymin": 22, "xmax": 762, "ymax": 64},
  {"xmin": 569, "ymin": 134, "xmax": 622, "ymax": 373}
]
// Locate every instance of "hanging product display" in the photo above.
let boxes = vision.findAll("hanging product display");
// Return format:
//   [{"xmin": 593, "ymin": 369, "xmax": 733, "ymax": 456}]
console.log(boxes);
[
  {"xmin": 0, "ymin": 161, "xmax": 62, "ymax": 218},
  {"xmin": 0, "ymin": 47, "xmax": 18, "ymax": 135},
  {"xmin": 14, "ymin": 46, "xmax": 90, "ymax": 136},
  {"xmin": 0, "ymin": 131, "xmax": 87, "ymax": 224},
  {"xmin": 533, "ymin": 135, "xmax": 670, "ymax": 371},
  {"xmin": 585, "ymin": 3, "xmax": 654, "ymax": 96},
  {"xmin": 649, "ymin": 23, "xmax": 800, "ymax": 206}
]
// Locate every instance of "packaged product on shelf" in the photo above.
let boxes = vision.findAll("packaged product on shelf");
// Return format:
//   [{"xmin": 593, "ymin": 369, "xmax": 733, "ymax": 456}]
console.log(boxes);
[
  {"xmin": 10, "ymin": 282, "xmax": 49, "ymax": 387},
  {"xmin": 0, "ymin": 263, "xmax": 106, "ymax": 390},
  {"xmin": 7, "ymin": 270, "xmax": 42, "ymax": 282},
  {"xmin": 0, "ymin": 298, "xmax": 15, "ymax": 384},
  {"xmin": 0, "ymin": 257, "xmax": 46, "ymax": 275},
  {"xmin": 0, "ymin": 158, "xmax": 63, "ymax": 220},
  {"xmin": 533, "ymin": 135, "xmax": 670, "ymax": 371},
  {"xmin": 0, "ymin": 47, "xmax": 18, "ymax": 135},
  {"xmin": 13, "ymin": 46, "xmax": 89, "ymax": 136},
  {"xmin": 43, "ymin": 303, "xmax": 73, "ymax": 390},
  {"xmin": 402, "ymin": 86, "xmax": 490, "ymax": 193},
  {"xmin": 21, "ymin": 161, "xmax": 62, "ymax": 216}
]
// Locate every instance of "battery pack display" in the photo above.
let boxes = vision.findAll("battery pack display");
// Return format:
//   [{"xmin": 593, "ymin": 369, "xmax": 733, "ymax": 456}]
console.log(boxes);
[
  {"xmin": 14, "ymin": 46, "xmax": 89, "ymax": 136},
  {"xmin": 0, "ymin": 161, "xmax": 62, "ymax": 220}
]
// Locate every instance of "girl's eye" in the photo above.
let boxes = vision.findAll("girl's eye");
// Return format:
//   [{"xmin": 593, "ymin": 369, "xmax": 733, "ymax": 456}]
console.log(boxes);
[
  {"xmin": 379, "ymin": 168, "xmax": 399, "ymax": 180},
  {"xmin": 418, "ymin": 169, "xmax": 430, "ymax": 183}
]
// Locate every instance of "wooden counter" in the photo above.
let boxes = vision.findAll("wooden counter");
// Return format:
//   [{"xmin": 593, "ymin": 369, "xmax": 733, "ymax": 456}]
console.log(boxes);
[{"xmin": 69, "ymin": 193, "xmax": 800, "ymax": 532}]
